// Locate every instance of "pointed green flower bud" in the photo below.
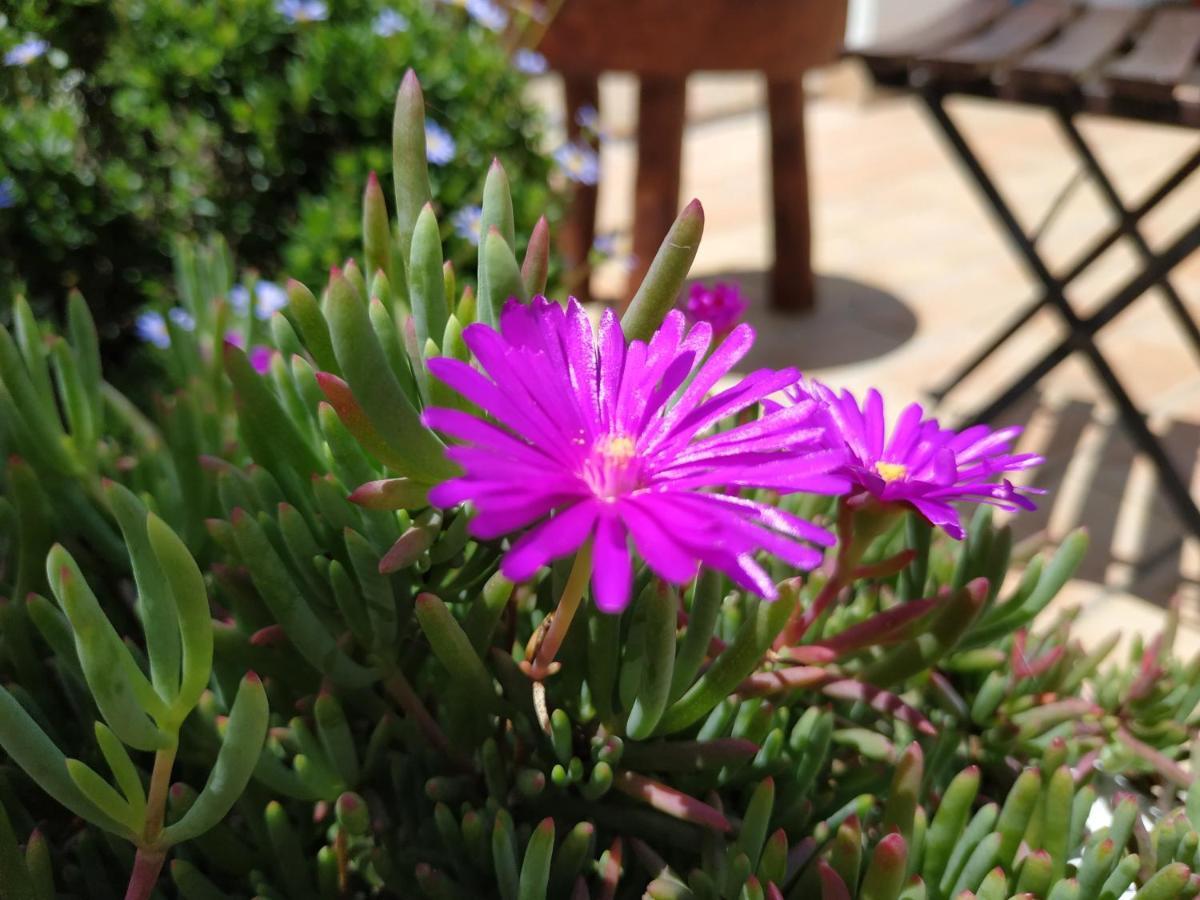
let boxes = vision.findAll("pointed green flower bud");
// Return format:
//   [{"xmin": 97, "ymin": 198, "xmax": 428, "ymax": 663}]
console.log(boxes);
[
  {"xmin": 621, "ymin": 199, "xmax": 704, "ymax": 343},
  {"xmin": 521, "ymin": 216, "xmax": 550, "ymax": 298},
  {"xmin": 325, "ymin": 269, "xmax": 453, "ymax": 483},
  {"xmin": 364, "ymin": 171, "xmax": 393, "ymax": 285},
  {"xmin": 410, "ymin": 203, "xmax": 447, "ymax": 362},
  {"xmin": 393, "ymin": 70, "xmax": 433, "ymax": 263},
  {"xmin": 478, "ymin": 227, "xmax": 525, "ymax": 327},
  {"xmin": 456, "ymin": 285, "xmax": 476, "ymax": 324}
]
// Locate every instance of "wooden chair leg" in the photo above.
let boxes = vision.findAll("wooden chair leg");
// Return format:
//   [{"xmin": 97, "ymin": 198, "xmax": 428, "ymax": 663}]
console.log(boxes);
[
  {"xmin": 624, "ymin": 76, "xmax": 687, "ymax": 310},
  {"xmin": 767, "ymin": 78, "xmax": 815, "ymax": 313},
  {"xmin": 560, "ymin": 73, "xmax": 600, "ymax": 302}
]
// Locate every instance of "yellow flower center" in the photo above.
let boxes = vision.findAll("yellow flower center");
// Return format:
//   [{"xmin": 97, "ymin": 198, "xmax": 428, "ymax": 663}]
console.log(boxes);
[
  {"xmin": 584, "ymin": 434, "xmax": 642, "ymax": 499},
  {"xmin": 875, "ymin": 461, "xmax": 908, "ymax": 482},
  {"xmin": 597, "ymin": 435, "xmax": 636, "ymax": 461}
]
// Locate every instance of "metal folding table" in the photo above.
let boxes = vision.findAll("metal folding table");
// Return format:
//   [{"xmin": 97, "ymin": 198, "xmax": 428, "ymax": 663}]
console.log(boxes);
[{"xmin": 856, "ymin": 0, "xmax": 1200, "ymax": 535}]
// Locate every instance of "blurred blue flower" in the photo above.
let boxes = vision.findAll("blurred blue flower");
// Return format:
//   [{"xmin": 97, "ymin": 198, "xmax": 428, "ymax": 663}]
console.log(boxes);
[
  {"xmin": 229, "ymin": 284, "xmax": 251, "ymax": 314},
  {"xmin": 4, "ymin": 38, "xmax": 49, "ymax": 67},
  {"xmin": 135, "ymin": 311, "xmax": 171, "ymax": 349},
  {"xmin": 373, "ymin": 8, "xmax": 409, "ymax": 36},
  {"xmin": 276, "ymin": 0, "xmax": 329, "ymax": 23},
  {"xmin": 553, "ymin": 141, "xmax": 600, "ymax": 185},
  {"xmin": 466, "ymin": 0, "xmax": 508, "ymax": 31},
  {"xmin": 0, "ymin": 179, "xmax": 16, "ymax": 210},
  {"xmin": 230, "ymin": 280, "xmax": 288, "ymax": 319},
  {"xmin": 575, "ymin": 105, "xmax": 601, "ymax": 132},
  {"xmin": 255, "ymin": 280, "xmax": 289, "ymax": 319},
  {"xmin": 592, "ymin": 232, "xmax": 618, "ymax": 256},
  {"xmin": 451, "ymin": 205, "xmax": 483, "ymax": 246},
  {"xmin": 168, "ymin": 307, "xmax": 196, "ymax": 332},
  {"xmin": 513, "ymin": 49, "xmax": 548, "ymax": 75},
  {"xmin": 426, "ymin": 121, "xmax": 456, "ymax": 165}
]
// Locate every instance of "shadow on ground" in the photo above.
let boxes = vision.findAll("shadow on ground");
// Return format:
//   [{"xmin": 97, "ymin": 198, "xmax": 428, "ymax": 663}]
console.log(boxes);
[
  {"xmin": 682, "ymin": 269, "xmax": 919, "ymax": 370},
  {"xmin": 986, "ymin": 391, "xmax": 1200, "ymax": 608}
]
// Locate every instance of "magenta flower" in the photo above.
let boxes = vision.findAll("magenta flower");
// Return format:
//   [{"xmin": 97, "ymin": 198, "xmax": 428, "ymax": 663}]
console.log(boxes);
[
  {"xmin": 248, "ymin": 346, "xmax": 275, "ymax": 374},
  {"xmin": 422, "ymin": 298, "xmax": 848, "ymax": 612},
  {"xmin": 682, "ymin": 281, "xmax": 747, "ymax": 335},
  {"xmin": 786, "ymin": 379, "xmax": 1043, "ymax": 539},
  {"xmin": 224, "ymin": 332, "xmax": 275, "ymax": 374}
]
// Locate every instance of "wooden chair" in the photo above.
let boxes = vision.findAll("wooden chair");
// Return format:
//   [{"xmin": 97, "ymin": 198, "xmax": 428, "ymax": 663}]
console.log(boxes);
[{"xmin": 538, "ymin": 0, "xmax": 847, "ymax": 311}]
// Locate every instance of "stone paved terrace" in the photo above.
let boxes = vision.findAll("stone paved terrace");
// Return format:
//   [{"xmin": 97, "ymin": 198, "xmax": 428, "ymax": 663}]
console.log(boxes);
[{"xmin": 528, "ymin": 64, "xmax": 1200, "ymax": 653}]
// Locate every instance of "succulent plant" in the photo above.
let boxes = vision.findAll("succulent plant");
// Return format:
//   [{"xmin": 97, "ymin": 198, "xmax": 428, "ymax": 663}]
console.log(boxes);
[{"xmin": 1, "ymin": 69, "xmax": 1199, "ymax": 900}]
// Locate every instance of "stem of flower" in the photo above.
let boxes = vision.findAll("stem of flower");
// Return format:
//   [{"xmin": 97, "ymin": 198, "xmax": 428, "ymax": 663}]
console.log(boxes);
[
  {"xmin": 335, "ymin": 827, "xmax": 350, "ymax": 893},
  {"xmin": 777, "ymin": 503, "xmax": 855, "ymax": 647},
  {"xmin": 143, "ymin": 743, "xmax": 177, "ymax": 845},
  {"xmin": 778, "ymin": 498, "xmax": 901, "ymax": 648},
  {"xmin": 123, "ymin": 740, "xmax": 177, "ymax": 900},
  {"xmin": 124, "ymin": 848, "xmax": 166, "ymax": 900},
  {"xmin": 526, "ymin": 541, "xmax": 594, "ymax": 681}
]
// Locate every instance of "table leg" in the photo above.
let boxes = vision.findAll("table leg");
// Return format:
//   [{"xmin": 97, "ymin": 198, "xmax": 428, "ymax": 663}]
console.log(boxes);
[
  {"xmin": 921, "ymin": 88, "xmax": 1200, "ymax": 536},
  {"xmin": 561, "ymin": 74, "xmax": 600, "ymax": 302},
  {"xmin": 767, "ymin": 78, "xmax": 815, "ymax": 313},
  {"xmin": 625, "ymin": 76, "xmax": 687, "ymax": 310}
]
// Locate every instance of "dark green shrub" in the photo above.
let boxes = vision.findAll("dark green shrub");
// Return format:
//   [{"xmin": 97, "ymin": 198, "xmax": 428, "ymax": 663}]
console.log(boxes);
[{"xmin": 0, "ymin": 0, "xmax": 557, "ymax": 333}]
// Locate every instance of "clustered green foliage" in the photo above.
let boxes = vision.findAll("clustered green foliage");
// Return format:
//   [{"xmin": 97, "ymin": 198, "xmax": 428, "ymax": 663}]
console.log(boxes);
[
  {"xmin": 2, "ymin": 72, "xmax": 1200, "ymax": 900},
  {"xmin": 0, "ymin": 0, "xmax": 555, "ymax": 330}
]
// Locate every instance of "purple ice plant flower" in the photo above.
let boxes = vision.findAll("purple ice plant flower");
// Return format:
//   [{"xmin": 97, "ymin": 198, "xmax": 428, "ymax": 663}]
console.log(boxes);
[
  {"xmin": 465, "ymin": 0, "xmax": 509, "ymax": 31},
  {"xmin": 513, "ymin": 48, "xmax": 548, "ymax": 75},
  {"xmin": 249, "ymin": 346, "xmax": 276, "ymax": 374},
  {"xmin": 5, "ymin": 38, "xmax": 49, "ymax": 67},
  {"xmin": 682, "ymin": 281, "xmax": 747, "ymax": 336},
  {"xmin": 372, "ymin": 8, "xmax": 409, "ymax": 36},
  {"xmin": 785, "ymin": 380, "xmax": 1044, "ymax": 540},
  {"xmin": 422, "ymin": 297, "xmax": 848, "ymax": 612},
  {"xmin": 553, "ymin": 141, "xmax": 600, "ymax": 185},
  {"xmin": 276, "ymin": 0, "xmax": 329, "ymax": 23},
  {"xmin": 426, "ymin": 121, "xmax": 456, "ymax": 166},
  {"xmin": 451, "ymin": 205, "xmax": 483, "ymax": 246},
  {"xmin": 224, "ymin": 332, "xmax": 275, "ymax": 374},
  {"xmin": 135, "ymin": 312, "xmax": 171, "ymax": 349}
]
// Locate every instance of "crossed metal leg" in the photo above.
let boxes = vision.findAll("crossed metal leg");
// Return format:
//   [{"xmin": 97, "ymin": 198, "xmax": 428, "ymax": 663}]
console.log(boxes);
[{"xmin": 919, "ymin": 87, "xmax": 1200, "ymax": 536}]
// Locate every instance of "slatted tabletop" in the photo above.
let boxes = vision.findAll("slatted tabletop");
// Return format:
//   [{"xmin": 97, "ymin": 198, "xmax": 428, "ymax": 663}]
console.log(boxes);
[{"xmin": 856, "ymin": 1, "xmax": 1200, "ymax": 125}]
